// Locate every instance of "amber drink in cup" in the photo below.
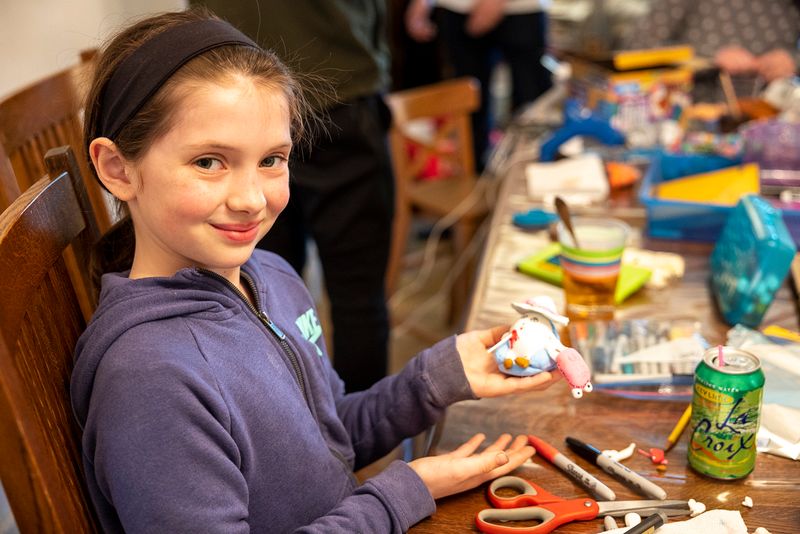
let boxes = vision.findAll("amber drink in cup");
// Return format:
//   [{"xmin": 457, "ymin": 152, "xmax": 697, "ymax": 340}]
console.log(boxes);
[{"xmin": 556, "ymin": 217, "xmax": 629, "ymax": 321}]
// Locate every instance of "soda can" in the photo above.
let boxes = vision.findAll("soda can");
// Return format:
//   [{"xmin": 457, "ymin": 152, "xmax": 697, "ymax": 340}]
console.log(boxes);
[{"xmin": 688, "ymin": 347, "xmax": 764, "ymax": 479}]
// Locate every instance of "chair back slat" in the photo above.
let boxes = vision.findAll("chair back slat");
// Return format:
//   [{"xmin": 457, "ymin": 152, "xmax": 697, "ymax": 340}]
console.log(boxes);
[
  {"xmin": 0, "ymin": 144, "xmax": 20, "ymax": 208},
  {"xmin": 0, "ymin": 53, "xmax": 113, "ymax": 232},
  {"xmin": 385, "ymin": 77, "xmax": 480, "ymax": 123},
  {"xmin": 0, "ymin": 167, "xmax": 100, "ymax": 532}
]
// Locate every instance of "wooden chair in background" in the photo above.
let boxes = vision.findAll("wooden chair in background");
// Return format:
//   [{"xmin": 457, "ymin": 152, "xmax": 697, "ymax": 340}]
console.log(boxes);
[
  {"xmin": 0, "ymin": 147, "xmax": 101, "ymax": 532},
  {"xmin": 384, "ymin": 77, "xmax": 490, "ymax": 325},
  {"xmin": 0, "ymin": 49, "xmax": 113, "ymax": 232}
]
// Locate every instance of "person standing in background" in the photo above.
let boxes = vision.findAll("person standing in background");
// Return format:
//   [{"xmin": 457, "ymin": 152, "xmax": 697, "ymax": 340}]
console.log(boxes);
[
  {"xmin": 405, "ymin": 0, "xmax": 553, "ymax": 171},
  {"xmin": 621, "ymin": 0, "xmax": 799, "ymax": 100},
  {"xmin": 194, "ymin": 0, "xmax": 394, "ymax": 392}
]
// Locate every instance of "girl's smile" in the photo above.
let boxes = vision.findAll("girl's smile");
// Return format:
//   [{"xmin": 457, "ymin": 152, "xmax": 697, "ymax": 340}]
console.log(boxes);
[{"xmin": 210, "ymin": 220, "xmax": 264, "ymax": 243}]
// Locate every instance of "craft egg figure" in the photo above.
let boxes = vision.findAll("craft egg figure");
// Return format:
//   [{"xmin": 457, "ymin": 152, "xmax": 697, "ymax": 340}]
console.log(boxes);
[{"xmin": 488, "ymin": 296, "xmax": 593, "ymax": 398}]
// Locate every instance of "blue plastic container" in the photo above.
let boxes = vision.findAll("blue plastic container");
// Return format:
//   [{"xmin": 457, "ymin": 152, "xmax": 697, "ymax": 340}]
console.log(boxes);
[
  {"xmin": 710, "ymin": 195, "xmax": 797, "ymax": 328},
  {"xmin": 638, "ymin": 152, "xmax": 740, "ymax": 242}
]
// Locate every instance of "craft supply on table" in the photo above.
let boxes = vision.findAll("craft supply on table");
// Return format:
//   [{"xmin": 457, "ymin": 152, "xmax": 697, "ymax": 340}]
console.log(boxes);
[
  {"xmin": 525, "ymin": 152, "xmax": 610, "ymax": 205},
  {"xmin": 527, "ymin": 435, "xmax": 616, "ymax": 501},
  {"xmin": 474, "ymin": 476, "xmax": 690, "ymax": 534},
  {"xmin": 602, "ymin": 442, "xmax": 636, "ymax": 462},
  {"xmin": 637, "ymin": 448, "xmax": 667, "ymax": 466},
  {"xmin": 511, "ymin": 208, "xmax": 559, "ymax": 231},
  {"xmin": 620, "ymin": 248, "xmax": 683, "ymax": 289},
  {"xmin": 623, "ymin": 512, "xmax": 641, "ymax": 527},
  {"xmin": 654, "ymin": 163, "xmax": 759, "ymax": 206},
  {"xmin": 638, "ymin": 151, "xmax": 743, "ymax": 243},
  {"xmin": 688, "ymin": 347, "xmax": 764, "ymax": 479},
  {"xmin": 601, "ymin": 510, "xmax": 748, "ymax": 534},
  {"xmin": 687, "ymin": 499, "xmax": 706, "ymax": 517},
  {"xmin": 488, "ymin": 297, "xmax": 592, "ymax": 398},
  {"xmin": 664, "ymin": 405, "xmax": 692, "ymax": 452},
  {"xmin": 621, "ymin": 511, "xmax": 667, "ymax": 534},
  {"xmin": 709, "ymin": 194, "xmax": 797, "ymax": 329},
  {"xmin": 566, "ymin": 437, "xmax": 668, "ymax": 500},
  {"xmin": 567, "ymin": 318, "xmax": 707, "ymax": 401}
]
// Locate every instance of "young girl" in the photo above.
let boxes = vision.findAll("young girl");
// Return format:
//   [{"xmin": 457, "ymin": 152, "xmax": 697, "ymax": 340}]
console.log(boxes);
[{"xmin": 72, "ymin": 8, "xmax": 559, "ymax": 532}]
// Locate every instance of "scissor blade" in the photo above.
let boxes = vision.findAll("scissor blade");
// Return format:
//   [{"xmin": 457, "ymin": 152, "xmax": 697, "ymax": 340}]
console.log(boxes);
[
  {"xmin": 627, "ymin": 507, "xmax": 692, "ymax": 518},
  {"xmin": 597, "ymin": 500, "xmax": 691, "ymax": 517}
]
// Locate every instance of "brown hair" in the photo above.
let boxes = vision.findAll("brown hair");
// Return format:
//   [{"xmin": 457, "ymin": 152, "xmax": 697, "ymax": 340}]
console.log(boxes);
[{"xmin": 84, "ymin": 7, "xmax": 316, "ymax": 286}]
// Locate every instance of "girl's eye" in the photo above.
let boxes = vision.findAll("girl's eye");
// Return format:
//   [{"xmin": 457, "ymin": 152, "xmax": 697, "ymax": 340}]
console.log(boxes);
[
  {"xmin": 194, "ymin": 157, "xmax": 223, "ymax": 171},
  {"xmin": 261, "ymin": 155, "xmax": 287, "ymax": 168}
]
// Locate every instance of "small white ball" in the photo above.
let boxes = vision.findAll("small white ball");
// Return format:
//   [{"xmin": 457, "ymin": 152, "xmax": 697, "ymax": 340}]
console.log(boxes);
[{"xmin": 624, "ymin": 512, "xmax": 641, "ymax": 527}]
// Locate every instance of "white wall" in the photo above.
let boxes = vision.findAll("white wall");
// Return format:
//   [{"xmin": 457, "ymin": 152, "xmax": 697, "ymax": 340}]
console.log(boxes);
[{"xmin": 0, "ymin": 0, "xmax": 187, "ymax": 99}]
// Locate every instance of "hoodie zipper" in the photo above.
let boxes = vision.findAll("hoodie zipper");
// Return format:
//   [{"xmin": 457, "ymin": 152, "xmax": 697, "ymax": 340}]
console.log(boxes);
[
  {"xmin": 197, "ymin": 268, "xmax": 358, "ymax": 485},
  {"xmin": 197, "ymin": 268, "xmax": 308, "ymax": 404}
]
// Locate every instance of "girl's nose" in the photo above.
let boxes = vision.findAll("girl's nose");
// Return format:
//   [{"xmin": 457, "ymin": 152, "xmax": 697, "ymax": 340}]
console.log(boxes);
[{"xmin": 227, "ymin": 169, "xmax": 267, "ymax": 213}]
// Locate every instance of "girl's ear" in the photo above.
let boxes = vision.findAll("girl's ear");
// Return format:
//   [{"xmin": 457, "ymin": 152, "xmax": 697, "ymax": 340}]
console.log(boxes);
[{"xmin": 89, "ymin": 138, "xmax": 137, "ymax": 201}]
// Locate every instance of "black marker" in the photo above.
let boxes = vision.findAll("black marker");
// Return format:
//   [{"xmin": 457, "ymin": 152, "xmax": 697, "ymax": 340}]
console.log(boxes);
[
  {"xmin": 622, "ymin": 511, "xmax": 668, "ymax": 534},
  {"xmin": 566, "ymin": 437, "xmax": 667, "ymax": 500}
]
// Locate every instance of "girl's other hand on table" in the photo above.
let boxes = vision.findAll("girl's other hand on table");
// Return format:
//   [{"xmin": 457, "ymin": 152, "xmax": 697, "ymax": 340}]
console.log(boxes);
[{"xmin": 409, "ymin": 433, "xmax": 533, "ymax": 500}]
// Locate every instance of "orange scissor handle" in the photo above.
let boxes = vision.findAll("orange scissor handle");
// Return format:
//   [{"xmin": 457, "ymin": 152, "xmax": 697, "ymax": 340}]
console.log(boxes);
[
  {"xmin": 486, "ymin": 476, "xmax": 564, "ymax": 509},
  {"xmin": 476, "ymin": 499, "xmax": 600, "ymax": 534}
]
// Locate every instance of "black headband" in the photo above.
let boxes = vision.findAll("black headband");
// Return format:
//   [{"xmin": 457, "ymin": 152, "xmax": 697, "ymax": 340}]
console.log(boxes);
[{"xmin": 96, "ymin": 18, "xmax": 259, "ymax": 140}]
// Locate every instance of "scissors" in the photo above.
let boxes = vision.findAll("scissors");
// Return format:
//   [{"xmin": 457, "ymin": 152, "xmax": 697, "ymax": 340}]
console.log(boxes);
[{"xmin": 475, "ymin": 476, "xmax": 691, "ymax": 533}]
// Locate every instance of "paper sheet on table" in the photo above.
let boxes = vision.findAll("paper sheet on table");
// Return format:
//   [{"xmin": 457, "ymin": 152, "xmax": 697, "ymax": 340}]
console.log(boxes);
[
  {"xmin": 525, "ymin": 153, "xmax": 609, "ymax": 206},
  {"xmin": 757, "ymin": 404, "xmax": 800, "ymax": 460},
  {"xmin": 602, "ymin": 510, "xmax": 748, "ymax": 534}
]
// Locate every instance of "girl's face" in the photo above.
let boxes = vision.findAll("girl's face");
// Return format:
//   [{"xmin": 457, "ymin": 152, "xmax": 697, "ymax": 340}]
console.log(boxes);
[{"xmin": 125, "ymin": 77, "xmax": 292, "ymax": 285}]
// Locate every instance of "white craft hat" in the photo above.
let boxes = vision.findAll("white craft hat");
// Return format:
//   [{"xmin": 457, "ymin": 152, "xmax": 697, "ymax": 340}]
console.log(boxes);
[{"xmin": 511, "ymin": 296, "xmax": 569, "ymax": 326}]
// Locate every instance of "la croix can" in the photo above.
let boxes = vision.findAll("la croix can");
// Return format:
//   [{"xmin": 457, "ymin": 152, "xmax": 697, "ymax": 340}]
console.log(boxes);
[{"xmin": 688, "ymin": 347, "xmax": 764, "ymax": 479}]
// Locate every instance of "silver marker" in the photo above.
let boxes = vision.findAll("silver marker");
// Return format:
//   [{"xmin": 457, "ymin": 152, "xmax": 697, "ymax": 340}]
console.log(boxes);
[{"xmin": 567, "ymin": 437, "xmax": 668, "ymax": 500}]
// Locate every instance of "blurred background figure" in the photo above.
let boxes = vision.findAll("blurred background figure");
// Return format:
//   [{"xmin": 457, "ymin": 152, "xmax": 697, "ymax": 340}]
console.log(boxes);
[
  {"xmin": 405, "ymin": 0, "xmax": 553, "ymax": 171},
  {"xmin": 620, "ymin": 0, "xmax": 800, "ymax": 101},
  {"xmin": 195, "ymin": 0, "xmax": 394, "ymax": 393}
]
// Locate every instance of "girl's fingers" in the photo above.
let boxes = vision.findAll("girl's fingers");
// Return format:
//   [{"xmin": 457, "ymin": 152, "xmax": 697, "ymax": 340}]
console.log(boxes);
[
  {"xmin": 488, "ymin": 445, "xmax": 536, "ymax": 477},
  {"xmin": 506, "ymin": 434, "xmax": 530, "ymax": 453},
  {"xmin": 482, "ymin": 433, "xmax": 513, "ymax": 453},
  {"xmin": 506, "ymin": 444, "xmax": 536, "ymax": 465},
  {"xmin": 449, "ymin": 433, "xmax": 486, "ymax": 458},
  {"xmin": 520, "ymin": 371, "xmax": 559, "ymax": 390}
]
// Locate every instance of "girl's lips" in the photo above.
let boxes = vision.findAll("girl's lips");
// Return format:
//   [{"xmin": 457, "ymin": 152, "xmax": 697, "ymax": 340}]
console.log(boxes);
[{"xmin": 212, "ymin": 222, "xmax": 261, "ymax": 243}]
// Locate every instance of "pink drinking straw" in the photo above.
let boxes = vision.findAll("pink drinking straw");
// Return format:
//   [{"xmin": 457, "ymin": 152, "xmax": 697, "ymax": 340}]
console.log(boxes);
[{"xmin": 717, "ymin": 345, "xmax": 725, "ymax": 367}]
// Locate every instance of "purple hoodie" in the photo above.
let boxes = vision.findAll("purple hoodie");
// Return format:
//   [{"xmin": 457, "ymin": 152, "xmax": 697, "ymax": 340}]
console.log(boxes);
[{"xmin": 71, "ymin": 250, "xmax": 476, "ymax": 533}]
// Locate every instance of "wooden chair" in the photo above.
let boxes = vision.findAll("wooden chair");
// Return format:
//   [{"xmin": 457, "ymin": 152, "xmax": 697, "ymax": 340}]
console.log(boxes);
[
  {"xmin": 0, "ymin": 146, "xmax": 101, "ymax": 532},
  {"xmin": 0, "ymin": 49, "xmax": 113, "ymax": 232},
  {"xmin": 384, "ymin": 77, "xmax": 489, "ymax": 324}
]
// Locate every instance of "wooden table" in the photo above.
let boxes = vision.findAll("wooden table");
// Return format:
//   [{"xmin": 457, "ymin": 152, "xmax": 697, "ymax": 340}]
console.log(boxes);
[{"xmin": 409, "ymin": 123, "xmax": 800, "ymax": 533}]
